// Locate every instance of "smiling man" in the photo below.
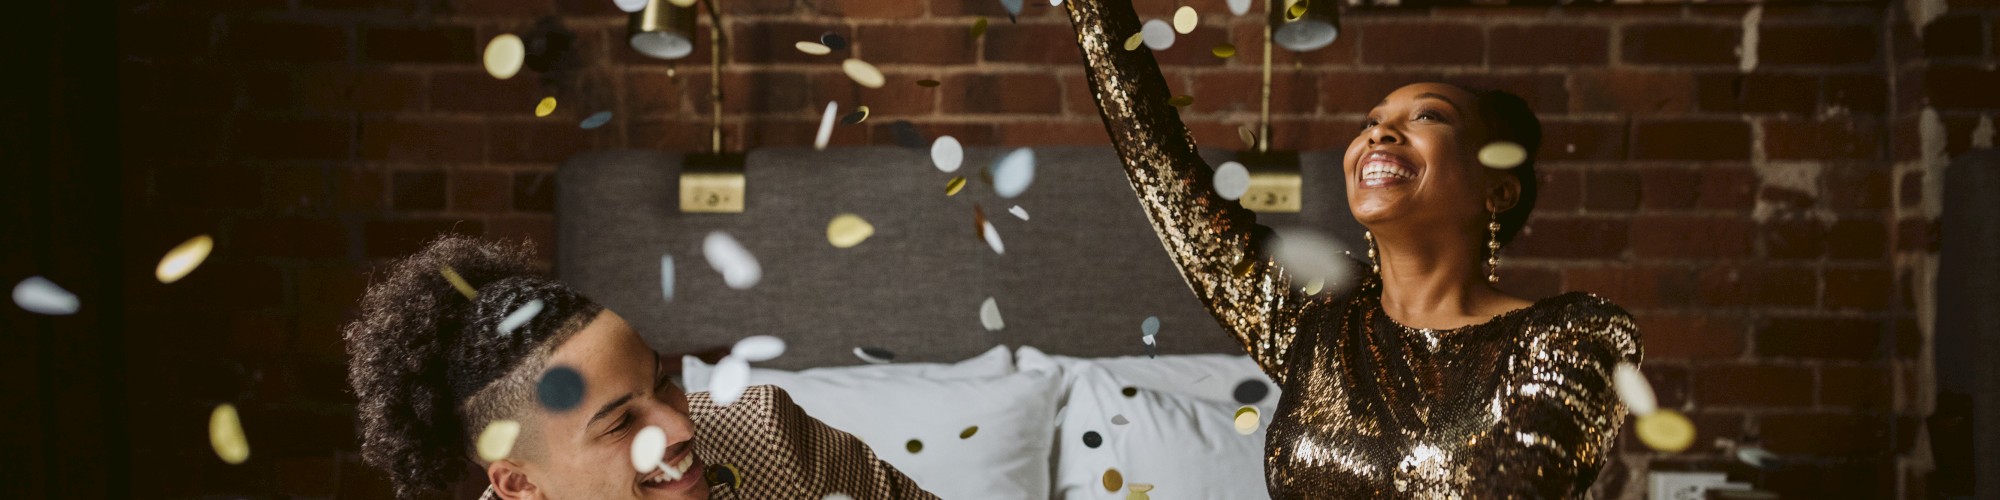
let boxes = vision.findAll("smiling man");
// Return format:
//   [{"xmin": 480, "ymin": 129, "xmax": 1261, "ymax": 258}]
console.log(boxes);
[{"xmin": 345, "ymin": 235, "xmax": 935, "ymax": 499}]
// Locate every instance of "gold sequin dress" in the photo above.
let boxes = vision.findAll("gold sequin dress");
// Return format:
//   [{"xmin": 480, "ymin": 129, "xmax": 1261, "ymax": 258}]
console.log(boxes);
[{"xmin": 1060, "ymin": 0, "xmax": 1644, "ymax": 497}]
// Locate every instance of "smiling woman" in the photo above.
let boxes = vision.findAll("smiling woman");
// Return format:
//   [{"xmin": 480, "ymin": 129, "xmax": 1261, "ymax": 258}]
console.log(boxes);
[{"xmin": 1061, "ymin": 0, "xmax": 1641, "ymax": 497}]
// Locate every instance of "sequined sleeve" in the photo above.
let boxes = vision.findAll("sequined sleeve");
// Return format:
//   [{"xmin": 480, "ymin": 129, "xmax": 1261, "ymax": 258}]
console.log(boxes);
[
  {"xmin": 1062, "ymin": 0, "xmax": 1307, "ymax": 382},
  {"xmin": 1471, "ymin": 297, "xmax": 1643, "ymax": 497}
]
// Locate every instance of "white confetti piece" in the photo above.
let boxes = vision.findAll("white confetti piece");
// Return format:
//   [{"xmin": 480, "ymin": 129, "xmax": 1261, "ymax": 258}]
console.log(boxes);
[
  {"xmin": 854, "ymin": 347, "xmax": 895, "ymax": 364},
  {"xmin": 982, "ymin": 221, "xmax": 1005, "ymax": 255},
  {"xmin": 1008, "ymin": 205, "xmax": 1030, "ymax": 220},
  {"xmin": 497, "ymin": 299, "xmax": 544, "ymax": 335},
  {"xmin": 13, "ymin": 276, "xmax": 78, "ymax": 315},
  {"xmin": 1233, "ymin": 406, "xmax": 1260, "ymax": 435},
  {"xmin": 1141, "ymin": 20, "xmax": 1176, "ymax": 50},
  {"xmin": 660, "ymin": 254, "xmax": 675, "ymax": 302},
  {"xmin": 632, "ymin": 425, "xmax": 667, "ymax": 473},
  {"xmin": 842, "ymin": 58, "xmax": 885, "ymax": 89},
  {"xmin": 703, "ymin": 232, "xmax": 762, "ymax": 290},
  {"xmin": 1000, "ymin": 0, "xmax": 1023, "ymax": 17},
  {"xmin": 476, "ymin": 419, "xmax": 521, "ymax": 462},
  {"xmin": 796, "ymin": 41, "xmax": 832, "ymax": 55},
  {"xmin": 210, "ymin": 403, "xmax": 250, "ymax": 464},
  {"xmin": 732, "ymin": 335, "xmax": 786, "ymax": 362},
  {"xmin": 1736, "ymin": 446, "xmax": 1776, "ymax": 468},
  {"xmin": 1141, "ymin": 334, "xmax": 1155, "ymax": 346},
  {"xmin": 1213, "ymin": 161, "xmax": 1250, "ymax": 200},
  {"xmin": 979, "ymin": 297, "xmax": 1004, "ymax": 331},
  {"xmin": 1478, "ymin": 141, "xmax": 1528, "ymax": 169},
  {"xmin": 814, "ymin": 101, "xmax": 839, "ymax": 150},
  {"xmin": 1141, "ymin": 316, "xmax": 1160, "ymax": 336},
  {"xmin": 709, "ymin": 356, "xmax": 751, "ymax": 406},
  {"xmin": 931, "ymin": 135, "xmax": 964, "ymax": 172},
  {"xmin": 614, "ymin": 0, "xmax": 649, "ymax": 13},
  {"xmin": 484, "ymin": 34, "xmax": 525, "ymax": 80},
  {"xmin": 581, "ymin": 111, "xmax": 613, "ymax": 130},
  {"xmin": 1612, "ymin": 363, "xmax": 1657, "ymax": 416},
  {"xmin": 1173, "ymin": 7, "xmax": 1198, "ymax": 34},
  {"xmin": 827, "ymin": 213, "xmax": 875, "ymax": 248},
  {"xmin": 991, "ymin": 147, "xmax": 1036, "ymax": 198},
  {"xmin": 156, "ymin": 234, "xmax": 213, "ymax": 284},
  {"xmin": 1111, "ymin": 414, "xmax": 1129, "ymax": 425},
  {"xmin": 1269, "ymin": 227, "xmax": 1355, "ymax": 292},
  {"xmin": 1227, "ymin": 0, "xmax": 1251, "ymax": 15}
]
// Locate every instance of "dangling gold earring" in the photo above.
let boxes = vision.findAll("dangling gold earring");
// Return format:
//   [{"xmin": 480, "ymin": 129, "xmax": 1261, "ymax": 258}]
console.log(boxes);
[
  {"xmin": 1486, "ymin": 212, "xmax": 1501, "ymax": 284},
  {"xmin": 1365, "ymin": 230, "xmax": 1379, "ymax": 275}
]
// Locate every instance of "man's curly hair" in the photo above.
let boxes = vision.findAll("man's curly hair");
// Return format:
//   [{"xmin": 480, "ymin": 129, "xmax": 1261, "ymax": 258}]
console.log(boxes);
[{"xmin": 344, "ymin": 235, "xmax": 603, "ymax": 498}]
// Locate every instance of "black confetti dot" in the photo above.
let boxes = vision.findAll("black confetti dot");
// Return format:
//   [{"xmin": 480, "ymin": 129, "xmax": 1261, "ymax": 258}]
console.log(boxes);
[
  {"xmin": 820, "ymin": 32, "xmax": 848, "ymax": 50},
  {"xmin": 537, "ymin": 366, "xmax": 586, "ymax": 411},
  {"xmin": 841, "ymin": 110, "xmax": 867, "ymax": 124},
  {"xmin": 960, "ymin": 426, "xmax": 979, "ymax": 439},
  {"xmin": 705, "ymin": 463, "xmax": 741, "ymax": 488},
  {"xmin": 1233, "ymin": 379, "xmax": 1270, "ymax": 405},
  {"xmin": 906, "ymin": 439, "xmax": 924, "ymax": 453},
  {"xmin": 858, "ymin": 346, "xmax": 895, "ymax": 361},
  {"xmin": 1082, "ymin": 431, "xmax": 1103, "ymax": 448},
  {"xmin": 1120, "ymin": 386, "xmax": 1138, "ymax": 398}
]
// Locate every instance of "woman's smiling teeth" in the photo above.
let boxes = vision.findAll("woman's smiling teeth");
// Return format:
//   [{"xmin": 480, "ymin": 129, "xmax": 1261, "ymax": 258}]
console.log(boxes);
[
  {"xmin": 642, "ymin": 454, "xmax": 695, "ymax": 485},
  {"xmin": 1362, "ymin": 161, "xmax": 1416, "ymax": 181}
]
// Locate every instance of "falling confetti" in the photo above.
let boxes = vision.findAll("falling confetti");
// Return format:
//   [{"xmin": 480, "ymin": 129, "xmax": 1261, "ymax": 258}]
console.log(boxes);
[
  {"xmin": 1141, "ymin": 20, "xmax": 1176, "ymax": 50},
  {"xmin": 668, "ymin": 0, "xmax": 694, "ymax": 6},
  {"xmin": 12, "ymin": 276, "xmax": 78, "ymax": 315},
  {"xmin": 905, "ymin": 439, "xmax": 924, "ymax": 453},
  {"xmin": 477, "ymin": 419, "xmax": 521, "ymax": 462},
  {"xmin": 970, "ymin": 17, "xmax": 989, "ymax": 38},
  {"xmin": 1102, "ymin": 468, "xmax": 1124, "ymax": 492},
  {"xmin": 999, "ymin": 0, "xmax": 1023, "ymax": 19},
  {"xmin": 1213, "ymin": 161, "xmax": 1250, "ymax": 200},
  {"xmin": 1123, "ymin": 32, "xmax": 1145, "ymax": 51},
  {"xmin": 660, "ymin": 254, "xmax": 675, "ymax": 302},
  {"xmin": 1082, "ymin": 431, "xmax": 1103, "ymax": 448},
  {"xmin": 960, "ymin": 426, "xmax": 979, "ymax": 439},
  {"xmin": 796, "ymin": 41, "xmax": 832, "ymax": 55},
  {"xmin": 917, "ymin": 79, "xmax": 942, "ymax": 87},
  {"xmin": 154, "ymin": 234, "xmax": 213, "ymax": 284},
  {"xmin": 484, "ymin": 34, "xmax": 525, "ymax": 80},
  {"xmin": 842, "ymin": 105, "xmax": 870, "ymax": 124},
  {"xmin": 1302, "ymin": 278, "xmax": 1325, "ymax": 295},
  {"xmin": 1287, "ymin": 1, "xmax": 1309, "ymax": 19},
  {"xmin": 827, "ymin": 214, "xmax": 875, "ymax": 248},
  {"xmin": 580, "ymin": 111, "xmax": 614, "ymax": 130},
  {"xmin": 931, "ymin": 135, "xmax": 964, "ymax": 172},
  {"xmin": 1121, "ymin": 386, "xmax": 1138, "ymax": 398},
  {"xmin": 1110, "ymin": 414, "xmax": 1129, "ymax": 425},
  {"xmin": 979, "ymin": 297, "xmax": 1004, "ymax": 331},
  {"xmin": 1227, "ymin": 0, "xmax": 1252, "ymax": 15},
  {"xmin": 1636, "ymin": 410, "xmax": 1695, "ymax": 452},
  {"xmin": 1237, "ymin": 124, "xmax": 1258, "ymax": 149},
  {"xmin": 1736, "ymin": 445, "xmax": 1777, "ymax": 468},
  {"xmin": 538, "ymin": 366, "xmax": 587, "ymax": 411},
  {"xmin": 209, "ymin": 403, "xmax": 250, "ymax": 464},
  {"xmin": 632, "ymin": 425, "xmax": 667, "ymax": 473},
  {"xmin": 1269, "ymin": 227, "xmax": 1356, "ymax": 291},
  {"xmin": 497, "ymin": 299, "xmax": 544, "ymax": 335},
  {"xmin": 1167, "ymin": 95, "xmax": 1194, "ymax": 108},
  {"xmin": 703, "ymin": 231, "xmax": 761, "ymax": 289},
  {"xmin": 1141, "ymin": 316, "xmax": 1160, "ymax": 336},
  {"xmin": 981, "ymin": 220, "xmax": 1005, "ymax": 255},
  {"xmin": 440, "ymin": 266, "xmax": 477, "ymax": 300},
  {"xmin": 535, "ymin": 96, "xmax": 557, "ymax": 117},
  {"xmin": 1173, "ymin": 7, "xmax": 1198, "ymax": 34},
  {"xmin": 615, "ymin": 0, "xmax": 649, "ymax": 12},
  {"xmin": 991, "ymin": 147, "xmax": 1036, "ymax": 198},
  {"xmin": 1212, "ymin": 43, "xmax": 1237, "ymax": 58},
  {"xmin": 1233, "ymin": 379, "xmax": 1270, "ymax": 405},
  {"xmin": 1478, "ymin": 141, "xmax": 1528, "ymax": 169},
  {"xmin": 842, "ymin": 58, "xmax": 885, "ymax": 89},
  {"xmin": 815, "ymin": 101, "xmax": 839, "ymax": 150},
  {"xmin": 1127, "ymin": 483, "xmax": 1155, "ymax": 500},
  {"xmin": 854, "ymin": 347, "xmax": 895, "ymax": 364},
  {"xmin": 820, "ymin": 32, "xmax": 848, "ymax": 50},
  {"xmin": 1008, "ymin": 205, "xmax": 1030, "ymax": 220},
  {"xmin": 1233, "ymin": 406, "xmax": 1260, "ymax": 434},
  {"xmin": 707, "ymin": 463, "xmax": 742, "ymax": 488},
  {"xmin": 732, "ymin": 335, "xmax": 786, "ymax": 362},
  {"xmin": 1612, "ymin": 363, "xmax": 1657, "ymax": 416},
  {"xmin": 946, "ymin": 176, "xmax": 968, "ymax": 196},
  {"xmin": 709, "ymin": 356, "xmax": 751, "ymax": 406}
]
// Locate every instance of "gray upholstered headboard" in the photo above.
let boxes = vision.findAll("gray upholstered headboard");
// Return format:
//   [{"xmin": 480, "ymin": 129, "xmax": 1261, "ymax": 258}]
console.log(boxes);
[{"xmin": 556, "ymin": 146, "xmax": 1361, "ymax": 370}]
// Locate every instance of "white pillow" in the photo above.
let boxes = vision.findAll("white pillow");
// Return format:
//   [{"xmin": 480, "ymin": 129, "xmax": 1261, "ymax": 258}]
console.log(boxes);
[
  {"xmin": 682, "ymin": 344, "xmax": 1014, "ymax": 390},
  {"xmin": 1051, "ymin": 364, "xmax": 1273, "ymax": 500},
  {"xmin": 1015, "ymin": 346, "xmax": 1280, "ymax": 407}
]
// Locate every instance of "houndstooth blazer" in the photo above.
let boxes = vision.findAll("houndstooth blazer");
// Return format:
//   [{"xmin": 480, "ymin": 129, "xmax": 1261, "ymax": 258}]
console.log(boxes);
[{"xmin": 480, "ymin": 385, "xmax": 938, "ymax": 500}]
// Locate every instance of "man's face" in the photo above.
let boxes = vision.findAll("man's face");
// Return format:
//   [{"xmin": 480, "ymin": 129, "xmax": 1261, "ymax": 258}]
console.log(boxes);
[{"xmin": 508, "ymin": 309, "xmax": 710, "ymax": 500}]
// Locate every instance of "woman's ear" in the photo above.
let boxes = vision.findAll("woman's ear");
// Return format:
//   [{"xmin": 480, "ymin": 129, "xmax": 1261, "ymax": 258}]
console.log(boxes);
[
  {"xmin": 489, "ymin": 460, "xmax": 540, "ymax": 500},
  {"xmin": 1485, "ymin": 173, "xmax": 1521, "ymax": 214}
]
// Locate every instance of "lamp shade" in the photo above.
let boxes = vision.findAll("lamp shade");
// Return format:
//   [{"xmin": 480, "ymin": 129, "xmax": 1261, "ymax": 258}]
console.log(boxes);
[
  {"xmin": 628, "ymin": 0, "xmax": 697, "ymax": 59},
  {"xmin": 1272, "ymin": 0, "xmax": 1340, "ymax": 52}
]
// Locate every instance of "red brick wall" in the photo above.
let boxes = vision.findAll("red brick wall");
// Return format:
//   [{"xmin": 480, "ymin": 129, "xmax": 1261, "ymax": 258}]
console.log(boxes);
[{"xmin": 115, "ymin": 0, "xmax": 1949, "ymax": 497}]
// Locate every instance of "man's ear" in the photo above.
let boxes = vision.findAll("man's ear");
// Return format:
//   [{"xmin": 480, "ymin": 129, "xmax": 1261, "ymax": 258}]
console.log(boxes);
[
  {"xmin": 488, "ymin": 460, "xmax": 540, "ymax": 500},
  {"xmin": 1485, "ymin": 173, "xmax": 1521, "ymax": 214}
]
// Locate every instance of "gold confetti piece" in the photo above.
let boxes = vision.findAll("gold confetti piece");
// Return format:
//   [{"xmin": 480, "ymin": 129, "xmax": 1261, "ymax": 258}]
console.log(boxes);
[
  {"xmin": 1233, "ymin": 405, "xmax": 1260, "ymax": 435},
  {"xmin": 210, "ymin": 403, "xmax": 250, "ymax": 465},
  {"xmin": 841, "ymin": 58, "xmax": 885, "ymax": 89},
  {"xmin": 1168, "ymin": 95, "xmax": 1194, "ymax": 107},
  {"xmin": 1478, "ymin": 141, "xmax": 1528, "ymax": 169},
  {"xmin": 960, "ymin": 426, "xmax": 979, "ymax": 439},
  {"xmin": 1238, "ymin": 124, "xmax": 1257, "ymax": 149},
  {"xmin": 706, "ymin": 463, "xmax": 743, "ymax": 488},
  {"xmin": 796, "ymin": 41, "xmax": 832, "ymax": 55},
  {"xmin": 970, "ymin": 17, "xmax": 989, "ymax": 38},
  {"xmin": 1287, "ymin": 0, "xmax": 1309, "ymax": 21},
  {"xmin": 1303, "ymin": 278, "xmax": 1325, "ymax": 295},
  {"xmin": 842, "ymin": 105, "xmax": 870, "ymax": 124},
  {"xmin": 1636, "ymin": 409, "xmax": 1696, "ymax": 453},
  {"xmin": 1124, "ymin": 32, "xmax": 1144, "ymax": 51},
  {"xmin": 1128, "ymin": 489, "xmax": 1152, "ymax": 500},
  {"xmin": 669, "ymin": 0, "xmax": 696, "ymax": 6},
  {"xmin": 905, "ymin": 439, "xmax": 924, "ymax": 453},
  {"xmin": 826, "ymin": 213, "xmax": 875, "ymax": 248},
  {"xmin": 1173, "ymin": 6, "xmax": 1198, "ymax": 34},
  {"xmin": 946, "ymin": 176, "xmax": 967, "ymax": 196},
  {"xmin": 1102, "ymin": 468, "xmax": 1124, "ymax": 492},
  {"xmin": 440, "ymin": 266, "xmax": 477, "ymax": 300},
  {"xmin": 483, "ymin": 34, "xmax": 525, "ymax": 80},
  {"xmin": 1129, "ymin": 483, "xmax": 1154, "ymax": 493},
  {"xmin": 477, "ymin": 420, "xmax": 521, "ymax": 462},
  {"xmin": 156, "ymin": 234, "xmax": 213, "ymax": 284},
  {"xmin": 1212, "ymin": 43, "xmax": 1236, "ymax": 58},
  {"xmin": 917, "ymin": 79, "xmax": 941, "ymax": 87},
  {"xmin": 535, "ymin": 96, "xmax": 557, "ymax": 117}
]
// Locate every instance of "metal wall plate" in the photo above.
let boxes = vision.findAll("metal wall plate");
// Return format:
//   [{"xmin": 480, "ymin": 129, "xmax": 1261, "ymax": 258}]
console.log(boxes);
[
  {"xmin": 680, "ymin": 152, "xmax": 746, "ymax": 213},
  {"xmin": 1236, "ymin": 150, "xmax": 1302, "ymax": 213}
]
